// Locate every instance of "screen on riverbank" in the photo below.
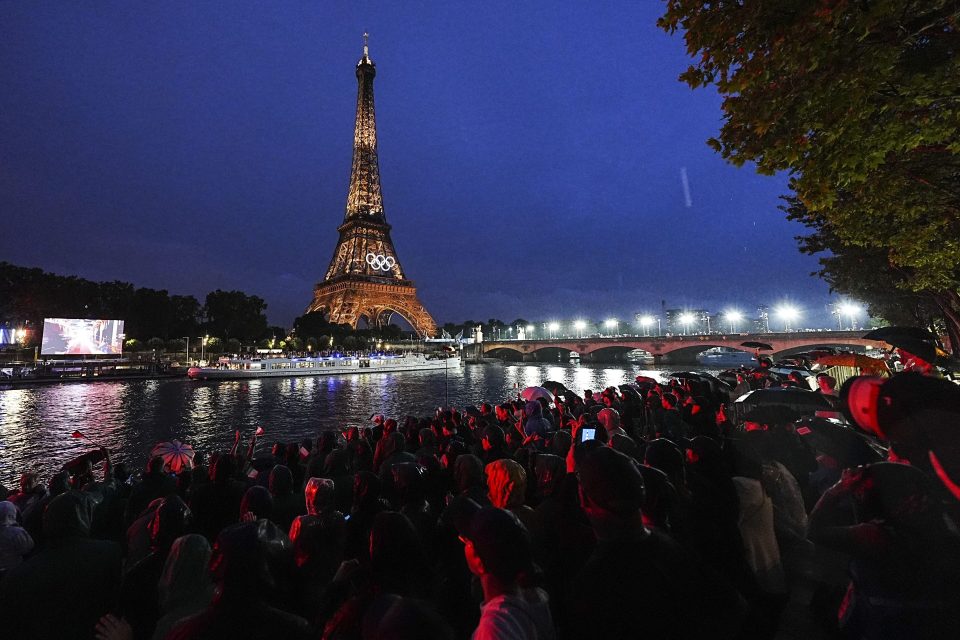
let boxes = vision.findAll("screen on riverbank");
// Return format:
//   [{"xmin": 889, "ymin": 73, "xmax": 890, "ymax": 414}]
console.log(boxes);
[{"xmin": 41, "ymin": 318, "xmax": 125, "ymax": 355}]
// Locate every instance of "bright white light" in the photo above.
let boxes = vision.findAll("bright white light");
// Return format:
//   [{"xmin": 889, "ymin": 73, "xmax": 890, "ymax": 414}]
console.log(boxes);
[
  {"xmin": 725, "ymin": 310, "xmax": 743, "ymax": 323},
  {"xmin": 839, "ymin": 302, "xmax": 860, "ymax": 317},
  {"xmin": 527, "ymin": 325, "xmax": 535, "ymax": 333},
  {"xmin": 605, "ymin": 319, "xmax": 617, "ymax": 328},
  {"xmin": 548, "ymin": 322, "xmax": 559, "ymax": 331},
  {"xmin": 678, "ymin": 313, "xmax": 695, "ymax": 325},
  {"xmin": 574, "ymin": 320, "xmax": 586, "ymax": 330},
  {"xmin": 639, "ymin": 316, "xmax": 654, "ymax": 327},
  {"xmin": 776, "ymin": 305, "xmax": 800, "ymax": 322}
]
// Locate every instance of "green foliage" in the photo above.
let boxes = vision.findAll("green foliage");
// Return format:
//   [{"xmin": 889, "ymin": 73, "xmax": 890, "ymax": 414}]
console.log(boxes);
[{"xmin": 660, "ymin": 0, "xmax": 960, "ymax": 345}]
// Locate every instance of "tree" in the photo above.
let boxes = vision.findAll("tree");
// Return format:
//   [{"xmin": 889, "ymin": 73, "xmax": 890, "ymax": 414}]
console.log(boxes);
[
  {"xmin": 659, "ymin": 1, "xmax": 960, "ymax": 349},
  {"xmin": 202, "ymin": 290, "xmax": 268, "ymax": 341}
]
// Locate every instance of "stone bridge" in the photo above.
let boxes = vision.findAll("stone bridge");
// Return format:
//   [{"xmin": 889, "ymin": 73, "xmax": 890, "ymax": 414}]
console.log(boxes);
[{"xmin": 482, "ymin": 331, "xmax": 886, "ymax": 365}]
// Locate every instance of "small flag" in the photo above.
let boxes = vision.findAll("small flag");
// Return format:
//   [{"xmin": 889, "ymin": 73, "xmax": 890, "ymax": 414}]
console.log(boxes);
[
  {"xmin": 299, "ymin": 446, "xmax": 310, "ymax": 459},
  {"xmin": 71, "ymin": 431, "xmax": 84, "ymax": 438},
  {"xmin": 255, "ymin": 426, "xmax": 265, "ymax": 436}
]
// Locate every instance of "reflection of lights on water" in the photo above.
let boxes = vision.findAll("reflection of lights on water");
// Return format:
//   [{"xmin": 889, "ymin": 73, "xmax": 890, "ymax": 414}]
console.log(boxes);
[{"xmin": 601, "ymin": 369, "xmax": 626, "ymax": 388}]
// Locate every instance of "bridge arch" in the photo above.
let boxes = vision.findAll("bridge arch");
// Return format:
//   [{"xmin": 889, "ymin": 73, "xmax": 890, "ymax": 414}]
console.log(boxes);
[{"xmin": 484, "ymin": 346, "xmax": 525, "ymax": 361}]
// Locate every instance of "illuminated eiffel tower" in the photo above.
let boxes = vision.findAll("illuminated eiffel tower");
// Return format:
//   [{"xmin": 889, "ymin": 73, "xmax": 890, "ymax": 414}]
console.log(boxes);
[{"xmin": 306, "ymin": 35, "xmax": 438, "ymax": 337}]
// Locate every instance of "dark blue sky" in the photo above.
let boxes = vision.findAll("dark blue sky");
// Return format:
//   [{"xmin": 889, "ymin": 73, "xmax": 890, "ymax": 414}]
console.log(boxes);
[{"xmin": 0, "ymin": 2, "xmax": 842, "ymax": 329}]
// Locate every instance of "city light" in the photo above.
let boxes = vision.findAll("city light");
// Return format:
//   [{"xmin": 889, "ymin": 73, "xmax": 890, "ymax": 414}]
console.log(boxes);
[
  {"xmin": 639, "ymin": 315, "xmax": 657, "ymax": 336},
  {"xmin": 775, "ymin": 305, "xmax": 800, "ymax": 331},
  {"xmin": 678, "ymin": 312, "xmax": 695, "ymax": 335},
  {"xmin": 724, "ymin": 310, "xmax": 743, "ymax": 333},
  {"xmin": 837, "ymin": 302, "xmax": 861, "ymax": 329},
  {"xmin": 548, "ymin": 322, "xmax": 559, "ymax": 338},
  {"xmin": 574, "ymin": 320, "xmax": 586, "ymax": 338}
]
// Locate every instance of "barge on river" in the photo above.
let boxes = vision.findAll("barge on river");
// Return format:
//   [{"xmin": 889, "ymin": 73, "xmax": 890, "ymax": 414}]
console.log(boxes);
[{"xmin": 187, "ymin": 352, "xmax": 461, "ymax": 380}]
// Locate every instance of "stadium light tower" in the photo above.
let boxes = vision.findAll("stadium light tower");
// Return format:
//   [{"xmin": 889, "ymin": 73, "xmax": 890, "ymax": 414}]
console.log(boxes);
[
  {"xmin": 574, "ymin": 320, "xmax": 586, "ymax": 338},
  {"xmin": 838, "ymin": 302, "xmax": 861, "ymax": 330},
  {"xmin": 724, "ymin": 310, "xmax": 743, "ymax": 334},
  {"xmin": 679, "ymin": 312, "xmax": 695, "ymax": 335},
  {"xmin": 775, "ymin": 305, "xmax": 800, "ymax": 332},
  {"xmin": 604, "ymin": 318, "xmax": 618, "ymax": 336}
]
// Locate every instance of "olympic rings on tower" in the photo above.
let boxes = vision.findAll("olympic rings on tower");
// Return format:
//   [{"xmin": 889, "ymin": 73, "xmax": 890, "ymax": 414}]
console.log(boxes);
[{"xmin": 365, "ymin": 253, "xmax": 396, "ymax": 271}]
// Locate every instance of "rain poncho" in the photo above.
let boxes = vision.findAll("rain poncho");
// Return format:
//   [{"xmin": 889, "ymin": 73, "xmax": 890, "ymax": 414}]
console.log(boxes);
[{"xmin": 0, "ymin": 500, "xmax": 34, "ymax": 572}]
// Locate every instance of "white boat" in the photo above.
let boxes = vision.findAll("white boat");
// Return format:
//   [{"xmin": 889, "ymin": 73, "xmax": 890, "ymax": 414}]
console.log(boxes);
[{"xmin": 186, "ymin": 352, "xmax": 460, "ymax": 380}]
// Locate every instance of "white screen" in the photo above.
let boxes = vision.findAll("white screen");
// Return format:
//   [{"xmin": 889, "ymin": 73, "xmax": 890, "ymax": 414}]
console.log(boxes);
[{"xmin": 41, "ymin": 318, "xmax": 125, "ymax": 355}]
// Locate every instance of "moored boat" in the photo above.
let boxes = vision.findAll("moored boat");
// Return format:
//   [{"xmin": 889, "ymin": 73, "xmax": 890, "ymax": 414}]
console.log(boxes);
[{"xmin": 186, "ymin": 352, "xmax": 460, "ymax": 380}]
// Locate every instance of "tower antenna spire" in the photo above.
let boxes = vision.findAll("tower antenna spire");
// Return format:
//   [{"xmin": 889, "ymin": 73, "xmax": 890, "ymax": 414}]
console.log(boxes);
[{"xmin": 363, "ymin": 32, "xmax": 369, "ymax": 58}]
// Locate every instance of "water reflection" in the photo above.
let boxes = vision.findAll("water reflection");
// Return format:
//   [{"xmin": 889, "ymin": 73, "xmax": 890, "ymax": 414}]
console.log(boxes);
[{"xmin": 0, "ymin": 362, "xmax": 723, "ymax": 486}]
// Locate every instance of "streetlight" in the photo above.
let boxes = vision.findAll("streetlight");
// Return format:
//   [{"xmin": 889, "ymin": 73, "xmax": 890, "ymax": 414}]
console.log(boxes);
[
  {"xmin": 724, "ymin": 310, "xmax": 743, "ymax": 334},
  {"xmin": 182, "ymin": 337, "xmax": 190, "ymax": 363},
  {"xmin": 527, "ymin": 325, "xmax": 535, "ymax": 339},
  {"xmin": 574, "ymin": 320, "xmax": 586, "ymax": 338},
  {"xmin": 678, "ymin": 312, "xmax": 695, "ymax": 336},
  {"xmin": 201, "ymin": 334, "xmax": 209, "ymax": 362},
  {"xmin": 837, "ymin": 302, "xmax": 860, "ymax": 330},
  {"xmin": 548, "ymin": 322, "xmax": 559, "ymax": 339},
  {"xmin": 775, "ymin": 305, "xmax": 800, "ymax": 332},
  {"xmin": 604, "ymin": 318, "xmax": 618, "ymax": 336}
]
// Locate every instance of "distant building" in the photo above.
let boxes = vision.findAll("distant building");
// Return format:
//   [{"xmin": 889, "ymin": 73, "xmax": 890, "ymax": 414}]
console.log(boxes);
[{"xmin": 754, "ymin": 305, "xmax": 770, "ymax": 333}]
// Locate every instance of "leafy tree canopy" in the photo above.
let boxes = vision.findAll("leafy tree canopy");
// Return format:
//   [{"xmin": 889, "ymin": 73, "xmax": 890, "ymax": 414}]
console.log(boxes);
[{"xmin": 659, "ymin": 1, "xmax": 960, "ymax": 344}]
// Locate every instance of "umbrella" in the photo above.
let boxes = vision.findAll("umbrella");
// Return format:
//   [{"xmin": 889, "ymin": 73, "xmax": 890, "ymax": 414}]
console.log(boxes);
[
  {"xmin": 150, "ymin": 439, "xmax": 196, "ymax": 473},
  {"xmin": 816, "ymin": 353, "xmax": 890, "ymax": 375},
  {"xmin": 863, "ymin": 326, "xmax": 937, "ymax": 342},
  {"xmin": 741, "ymin": 341, "xmax": 773, "ymax": 350},
  {"xmin": 520, "ymin": 386, "xmax": 554, "ymax": 402},
  {"xmin": 742, "ymin": 404, "xmax": 802, "ymax": 426},
  {"xmin": 541, "ymin": 380, "xmax": 568, "ymax": 395},
  {"xmin": 794, "ymin": 418, "xmax": 883, "ymax": 468},
  {"xmin": 618, "ymin": 384, "xmax": 642, "ymax": 399},
  {"xmin": 886, "ymin": 337, "xmax": 939, "ymax": 363},
  {"xmin": 635, "ymin": 375, "xmax": 658, "ymax": 385},
  {"xmin": 734, "ymin": 388, "xmax": 834, "ymax": 416}
]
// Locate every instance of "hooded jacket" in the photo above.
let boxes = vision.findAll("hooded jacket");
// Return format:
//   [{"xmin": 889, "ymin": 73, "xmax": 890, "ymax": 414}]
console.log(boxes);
[
  {"xmin": 0, "ymin": 492, "xmax": 122, "ymax": 639},
  {"xmin": 523, "ymin": 401, "xmax": 551, "ymax": 438}
]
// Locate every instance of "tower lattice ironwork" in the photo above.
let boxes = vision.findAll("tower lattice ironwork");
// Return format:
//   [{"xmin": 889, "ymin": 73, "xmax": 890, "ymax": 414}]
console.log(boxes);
[{"xmin": 306, "ymin": 35, "xmax": 438, "ymax": 337}]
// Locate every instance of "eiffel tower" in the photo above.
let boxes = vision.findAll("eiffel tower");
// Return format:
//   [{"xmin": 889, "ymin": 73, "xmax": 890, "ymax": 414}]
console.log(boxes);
[{"xmin": 306, "ymin": 35, "xmax": 438, "ymax": 337}]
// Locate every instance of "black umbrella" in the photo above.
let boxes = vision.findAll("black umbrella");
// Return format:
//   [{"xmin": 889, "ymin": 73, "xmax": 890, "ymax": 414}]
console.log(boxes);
[
  {"xmin": 618, "ymin": 384, "xmax": 642, "ymax": 399},
  {"xmin": 735, "ymin": 387, "xmax": 835, "ymax": 415},
  {"xmin": 883, "ymin": 336, "xmax": 939, "ymax": 363},
  {"xmin": 794, "ymin": 418, "xmax": 883, "ymax": 468},
  {"xmin": 863, "ymin": 326, "xmax": 937, "ymax": 342},
  {"xmin": 742, "ymin": 404, "xmax": 802, "ymax": 426},
  {"xmin": 541, "ymin": 380, "xmax": 567, "ymax": 395},
  {"xmin": 741, "ymin": 341, "xmax": 773, "ymax": 350}
]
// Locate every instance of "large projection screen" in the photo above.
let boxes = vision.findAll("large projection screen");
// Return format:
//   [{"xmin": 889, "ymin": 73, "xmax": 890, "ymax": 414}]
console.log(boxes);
[{"xmin": 41, "ymin": 318, "xmax": 125, "ymax": 355}]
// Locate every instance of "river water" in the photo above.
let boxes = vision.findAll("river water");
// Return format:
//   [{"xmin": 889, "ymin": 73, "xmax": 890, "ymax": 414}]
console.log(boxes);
[{"xmin": 0, "ymin": 360, "xmax": 741, "ymax": 486}]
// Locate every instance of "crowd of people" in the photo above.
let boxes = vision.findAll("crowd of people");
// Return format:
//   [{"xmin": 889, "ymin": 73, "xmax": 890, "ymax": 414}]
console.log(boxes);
[{"xmin": 1, "ymin": 362, "xmax": 959, "ymax": 640}]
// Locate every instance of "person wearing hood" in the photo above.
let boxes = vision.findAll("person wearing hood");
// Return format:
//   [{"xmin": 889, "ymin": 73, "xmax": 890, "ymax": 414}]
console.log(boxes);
[
  {"xmin": 0, "ymin": 500, "xmax": 34, "ymax": 576},
  {"xmin": 522, "ymin": 401, "xmax": 551, "ymax": 440},
  {"xmin": 119, "ymin": 495, "xmax": 192, "ymax": 639},
  {"xmin": 0, "ymin": 492, "xmax": 122, "ymax": 639},
  {"xmin": 454, "ymin": 454, "xmax": 490, "ymax": 506},
  {"xmin": 567, "ymin": 446, "xmax": 743, "ymax": 640},
  {"xmin": 486, "ymin": 459, "xmax": 536, "ymax": 532},
  {"xmin": 166, "ymin": 520, "xmax": 312, "ymax": 639},
  {"xmin": 345, "ymin": 471, "xmax": 385, "ymax": 561},
  {"xmin": 124, "ymin": 456, "xmax": 177, "ymax": 527},
  {"xmin": 268, "ymin": 465, "xmax": 305, "ymax": 533},
  {"xmin": 21, "ymin": 470, "xmax": 70, "ymax": 546},
  {"xmin": 597, "ymin": 408, "xmax": 627, "ymax": 441},
  {"xmin": 149, "ymin": 534, "xmax": 214, "ymax": 640}
]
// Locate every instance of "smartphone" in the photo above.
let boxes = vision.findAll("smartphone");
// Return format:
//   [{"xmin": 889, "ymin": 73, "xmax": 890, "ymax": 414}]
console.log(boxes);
[{"xmin": 580, "ymin": 428, "xmax": 596, "ymax": 442}]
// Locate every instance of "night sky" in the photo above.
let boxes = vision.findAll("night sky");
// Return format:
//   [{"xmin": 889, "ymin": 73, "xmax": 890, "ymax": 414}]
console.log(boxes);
[{"xmin": 0, "ymin": 2, "xmax": 839, "ymax": 329}]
